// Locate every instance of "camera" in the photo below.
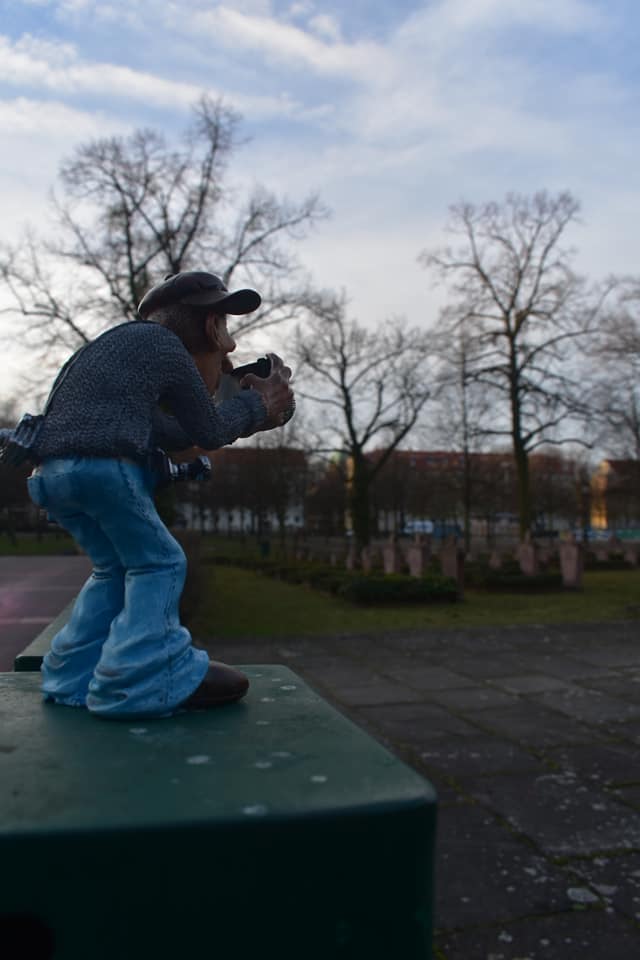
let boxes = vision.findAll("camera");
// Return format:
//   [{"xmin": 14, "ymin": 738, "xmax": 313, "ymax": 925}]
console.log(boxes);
[
  {"xmin": 150, "ymin": 449, "xmax": 211, "ymax": 487},
  {"xmin": 230, "ymin": 356, "xmax": 272, "ymax": 383},
  {"xmin": 217, "ymin": 354, "xmax": 294, "ymax": 426}
]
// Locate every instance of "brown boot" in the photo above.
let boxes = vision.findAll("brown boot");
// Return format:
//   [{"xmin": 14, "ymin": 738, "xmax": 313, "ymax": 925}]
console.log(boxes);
[{"xmin": 180, "ymin": 662, "xmax": 249, "ymax": 710}]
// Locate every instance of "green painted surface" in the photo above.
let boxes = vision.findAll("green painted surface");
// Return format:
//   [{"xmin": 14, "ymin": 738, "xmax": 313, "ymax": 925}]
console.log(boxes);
[
  {"xmin": 1, "ymin": 669, "xmax": 435, "ymax": 831},
  {"xmin": 13, "ymin": 602, "xmax": 73, "ymax": 672},
  {"xmin": 0, "ymin": 668, "xmax": 437, "ymax": 959}
]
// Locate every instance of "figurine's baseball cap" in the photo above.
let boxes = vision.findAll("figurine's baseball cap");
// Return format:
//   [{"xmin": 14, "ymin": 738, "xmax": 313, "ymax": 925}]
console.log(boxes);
[{"xmin": 137, "ymin": 271, "xmax": 261, "ymax": 319}]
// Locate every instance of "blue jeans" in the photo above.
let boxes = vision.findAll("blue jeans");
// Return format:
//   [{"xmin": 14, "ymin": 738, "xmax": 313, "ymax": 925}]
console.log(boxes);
[{"xmin": 27, "ymin": 458, "xmax": 209, "ymax": 718}]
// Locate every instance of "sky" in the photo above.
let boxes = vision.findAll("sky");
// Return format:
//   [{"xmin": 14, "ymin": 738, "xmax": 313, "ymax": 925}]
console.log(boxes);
[{"xmin": 1, "ymin": 0, "xmax": 639, "ymax": 402}]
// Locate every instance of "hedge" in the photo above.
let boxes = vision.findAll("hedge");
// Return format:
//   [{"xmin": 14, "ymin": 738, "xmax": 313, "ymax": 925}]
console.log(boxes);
[
  {"xmin": 584, "ymin": 553, "xmax": 636, "ymax": 571},
  {"xmin": 473, "ymin": 570, "xmax": 564, "ymax": 593},
  {"xmin": 206, "ymin": 553, "xmax": 591, "ymax": 600},
  {"xmin": 205, "ymin": 554, "xmax": 459, "ymax": 604},
  {"xmin": 337, "ymin": 574, "xmax": 458, "ymax": 605}
]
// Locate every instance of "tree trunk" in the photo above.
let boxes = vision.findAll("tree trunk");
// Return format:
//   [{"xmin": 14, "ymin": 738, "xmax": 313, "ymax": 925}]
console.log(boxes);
[
  {"xmin": 462, "ymin": 444, "xmax": 472, "ymax": 552},
  {"xmin": 509, "ymin": 342, "xmax": 531, "ymax": 540},
  {"xmin": 349, "ymin": 456, "xmax": 371, "ymax": 554},
  {"xmin": 514, "ymin": 441, "xmax": 531, "ymax": 539}
]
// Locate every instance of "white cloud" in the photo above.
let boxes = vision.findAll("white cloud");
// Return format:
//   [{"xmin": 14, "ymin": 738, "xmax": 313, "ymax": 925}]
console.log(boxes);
[
  {"xmin": 409, "ymin": 0, "xmax": 607, "ymax": 36},
  {"xmin": 0, "ymin": 97, "xmax": 129, "ymax": 236},
  {"xmin": 289, "ymin": 1, "xmax": 313, "ymax": 18},
  {"xmin": 0, "ymin": 33, "xmax": 305, "ymax": 118},
  {"xmin": 0, "ymin": 34, "xmax": 201, "ymax": 105},
  {"xmin": 0, "ymin": 0, "xmax": 636, "ymax": 373},
  {"xmin": 308, "ymin": 14, "xmax": 341, "ymax": 42},
  {"xmin": 189, "ymin": 6, "xmax": 384, "ymax": 79},
  {"xmin": 169, "ymin": 0, "xmax": 611, "ymax": 160},
  {"xmin": 0, "ymin": 95, "xmax": 124, "ymax": 137}
]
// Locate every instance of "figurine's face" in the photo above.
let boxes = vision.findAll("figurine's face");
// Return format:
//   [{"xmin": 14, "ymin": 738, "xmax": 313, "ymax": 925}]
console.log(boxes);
[
  {"xmin": 200, "ymin": 313, "xmax": 236, "ymax": 393},
  {"xmin": 213, "ymin": 314, "xmax": 236, "ymax": 356}
]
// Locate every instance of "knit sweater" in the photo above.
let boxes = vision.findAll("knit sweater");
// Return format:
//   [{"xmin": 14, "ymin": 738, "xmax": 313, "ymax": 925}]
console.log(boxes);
[{"xmin": 33, "ymin": 321, "xmax": 267, "ymax": 463}]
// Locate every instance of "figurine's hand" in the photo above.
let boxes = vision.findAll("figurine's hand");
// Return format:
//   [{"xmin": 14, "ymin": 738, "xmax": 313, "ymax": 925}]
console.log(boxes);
[{"xmin": 241, "ymin": 353, "xmax": 295, "ymax": 430}]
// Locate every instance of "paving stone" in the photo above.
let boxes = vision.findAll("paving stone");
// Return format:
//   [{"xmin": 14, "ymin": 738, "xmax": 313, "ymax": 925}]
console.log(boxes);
[
  {"xmin": 569, "ymin": 645, "xmax": 640, "ymax": 669},
  {"xmin": 541, "ymin": 621, "xmax": 638, "ymax": 642},
  {"xmin": 325, "ymin": 679, "xmax": 426, "ymax": 706},
  {"xmin": 607, "ymin": 717, "xmax": 640, "ymax": 745},
  {"xmin": 437, "ymin": 637, "xmax": 520, "ymax": 656},
  {"xmin": 569, "ymin": 851, "xmax": 640, "ymax": 922},
  {"xmin": 488, "ymin": 674, "xmax": 571, "ymax": 694},
  {"xmin": 428, "ymin": 686, "xmax": 522, "ymax": 712},
  {"xmin": 578, "ymin": 671, "xmax": 640, "ymax": 701},
  {"xmin": 532, "ymin": 687, "xmax": 640, "ymax": 725},
  {"xmin": 435, "ymin": 908, "xmax": 640, "ymax": 960},
  {"xmin": 438, "ymin": 656, "xmax": 522, "ymax": 680},
  {"xmin": 275, "ymin": 637, "xmax": 345, "ymax": 657},
  {"xmin": 468, "ymin": 771, "xmax": 640, "ymax": 856},
  {"xmin": 378, "ymin": 745, "xmax": 468, "ymax": 808},
  {"xmin": 466, "ymin": 702, "xmax": 608, "ymax": 749},
  {"xmin": 436, "ymin": 801, "xmax": 576, "ymax": 929},
  {"xmin": 419, "ymin": 736, "xmax": 547, "ymax": 779},
  {"xmin": 288, "ymin": 659, "xmax": 373, "ymax": 689},
  {"xmin": 542, "ymin": 742, "xmax": 640, "ymax": 787},
  {"xmin": 320, "ymin": 631, "xmax": 386, "ymax": 652},
  {"xmin": 612, "ymin": 784, "xmax": 640, "ymax": 810},
  {"xmin": 354, "ymin": 702, "xmax": 481, "ymax": 745},
  {"xmin": 381, "ymin": 664, "xmax": 477, "ymax": 691},
  {"xmin": 374, "ymin": 632, "xmax": 446, "ymax": 653},
  {"xmin": 507, "ymin": 653, "xmax": 612, "ymax": 680}
]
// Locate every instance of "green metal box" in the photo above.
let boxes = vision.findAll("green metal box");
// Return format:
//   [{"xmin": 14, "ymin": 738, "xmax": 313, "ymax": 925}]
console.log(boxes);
[
  {"xmin": 13, "ymin": 603, "xmax": 73, "ymax": 673},
  {"xmin": 0, "ymin": 668, "xmax": 437, "ymax": 959}
]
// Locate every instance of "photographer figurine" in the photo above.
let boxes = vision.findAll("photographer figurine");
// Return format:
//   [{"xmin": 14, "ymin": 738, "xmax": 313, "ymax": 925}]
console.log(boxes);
[{"xmin": 22, "ymin": 270, "xmax": 295, "ymax": 719}]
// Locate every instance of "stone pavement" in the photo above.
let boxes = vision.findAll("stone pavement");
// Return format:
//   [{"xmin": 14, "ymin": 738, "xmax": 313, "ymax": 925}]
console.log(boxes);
[
  {"xmin": 0, "ymin": 555, "xmax": 91, "ymax": 671},
  {"xmin": 203, "ymin": 621, "xmax": 640, "ymax": 960}
]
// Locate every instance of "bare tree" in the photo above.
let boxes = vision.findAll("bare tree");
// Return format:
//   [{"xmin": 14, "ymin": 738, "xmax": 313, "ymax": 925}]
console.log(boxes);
[
  {"xmin": 0, "ymin": 95, "xmax": 327, "ymax": 390},
  {"xmin": 239, "ymin": 415, "xmax": 310, "ymax": 542},
  {"xmin": 589, "ymin": 282, "xmax": 640, "ymax": 462},
  {"xmin": 420, "ymin": 190, "xmax": 611, "ymax": 539},
  {"xmin": 429, "ymin": 309, "xmax": 495, "ymax": 549},
  {"xmin": 304, "ymin": 457, "xmax": 348, "ymax": 537},
  {"xmin": 294, "ymin": 296, "xmax": 434, "ymax": 553}
]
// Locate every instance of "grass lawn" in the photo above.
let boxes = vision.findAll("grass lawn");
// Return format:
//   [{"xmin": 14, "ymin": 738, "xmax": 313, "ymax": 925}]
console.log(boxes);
[
  {"xmin": 190, "ymin": 564, "xmax": 640, "ymax": 638},
  {"xmin": 0, "ymin": 532, "xmax": 76, "ymax": 555}
]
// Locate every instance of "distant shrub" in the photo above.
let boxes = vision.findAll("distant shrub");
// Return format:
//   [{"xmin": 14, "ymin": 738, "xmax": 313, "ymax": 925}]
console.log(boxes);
[
  {"xmin": 479, "ymin": 571, "xmax": 564, "ymax": 593},
  {"xmin": 584, "ymin": 552, "xmax": 635, "ymax": 571},
  {"xmin": 337, "ymin": 574, "xmax": 458, "ymax": 605}
]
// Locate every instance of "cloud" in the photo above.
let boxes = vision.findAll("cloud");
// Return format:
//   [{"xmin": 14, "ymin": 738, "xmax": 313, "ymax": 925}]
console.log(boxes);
[
  {"xmin": 0, "ymin": 33, "xmax": 201, "ymax": 105},
  {"xmin": 0, "ymin": 94, "xmax": 124, "ymax": 137},
  {"xmin": 2, "ymin": 0, "xmax": 636, "ymax": 345},
  {"xmin": 308, "ymin": 14, "xmax": 341, "ymax": 42},
  {"xmin": 167, "ymin": 0, "xmax": 611, "ymax": 159},
  {"xmin": 0, "ymin": 95, "xmax": 128, "ymax": 218},
  {"xmin": 189, "ymin": 5, "xmax": 384, "ymax": 79},
  {"xmin": 185, "ymin": 0, "xmax": 606, "ymax": 87},
  {"xmin": 406, "ymin": 0, "xmax": 607, "ymax": 37},
  {"xmin": 0, "ymin": 32, "xmax": 307, "ymax": 118}
]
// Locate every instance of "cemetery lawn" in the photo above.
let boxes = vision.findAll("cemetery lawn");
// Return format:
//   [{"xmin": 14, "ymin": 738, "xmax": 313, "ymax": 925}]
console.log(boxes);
[
  {"xmin": 0, "ymin": 533, "xmax": 76, "ymax": 555},
  {"xmin": 191, "ymin": 565, "xmax": 640, "ymax": 638}
]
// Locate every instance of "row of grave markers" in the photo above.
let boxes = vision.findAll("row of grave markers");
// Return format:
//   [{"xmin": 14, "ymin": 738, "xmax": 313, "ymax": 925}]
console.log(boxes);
[{"xmin": 293, "ymin": 533, "xmax": 638, "ymax": 592}]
